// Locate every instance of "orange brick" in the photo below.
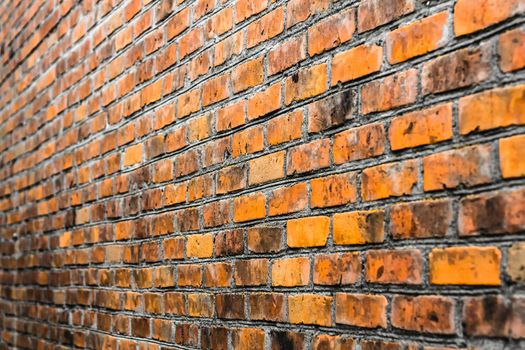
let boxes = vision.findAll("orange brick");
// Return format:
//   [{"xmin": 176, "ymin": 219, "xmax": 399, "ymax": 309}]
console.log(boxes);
[
  {"xmin": 308, "ymin": 9, "xmax": 355, "ymax": 56},
  {"xmin": 331, "ymin": 44, "xmax": 382, "ymax": 85},
  {"xmin": 284, "ymin": 63, "xmax": 328, "ymax": 105},
  {"xmin": 361, "ymin": 160, "xmax": 418, "ymax": 201},
  {"xmin": 458, "ymin": 84, "xmax": 525, "ymax": 134},
  {"xmin": 189, "ymin": 50, "xmax": 212, "ymax": 81},
  {"xmin": 268, "ymin": 35, "xmax": 306, "ymax": 76},
  {"xmin": 188, "ymin": 293, "xmax": 213, "ymax": 318},
  {"xmin": 358, "ymin": 0, "xmax": 415, "ymax": 32},
  {"xmin": 186, "ymin": 234, "xmax": 214, "ymax": 258},
  {"xmin": 232, "ymin": 125, "xmax": 264, "ymax": 158},
  {"xmin": 310, "ymin": 172, "xmax": 357, "ymax": 208},
  {"xmin": 499, "ymin": 28, "xmax": 525, "ymax": 72},
  {"xmin": 248, "ymin": 151, "xmax": 285, "ymax": 185},
  {"xmin": 233, "ymin": 192, "xmax": 266, "ymax": 222},
  {"xmin": 287, "ymin": 138, "xmax": 330, "ymax": 175},
  {"xmin": 454, "ymin": 0, "xmax": 522, "ymax": 36},
  {"xmin": 124, "ymin": 144, "xmax": 142, "ymax": 166},
  {"xmin": 333, "ymin": 123, "xmax": 385, "ymax": 164},
  {"xmin": 179, "ymin": 28, "xmax": 204, "ymax": 59},
  {"xmin": 267, "ymin": 110, "xmax": 303, "ymax": 145},
  {"xmin": 231, "ymin": 56, "xmax": 264, "ymax": 93},
  {"xmin": 247, "ymin": 7, "xmax": 284, "ymax": 48},
  {"xmin": 336, "ymin": 293, "xmax": 387, "ymax": 328},
  {"xmin": 361, "ymin": 69, "xmax": 418, "ymax": 114},
  {"xmin": 286, "ymin": 0, "xmax": 329, "ymax": 28},
  {"xmin": 152, "ymin": 159, "xmax": 174, "ymax": 183},
  {"xmin": 214, "ymin": 31, "xmax": 243, "ymax": 66},
  {"xmin": 391, "ymin": 295, "xmax": 455, "ymax": 334},
  {"xmin": 234, "ymin": 259, "xmax": 268, "ymax": 286},
  {"xmin": 288, "ymin": 294, "xmax": 332, "ymax": 326},
  {"xmin": 202, "ymin": 73, "xmax": 230, "ymax": 106},
  {"xmin": 287, "ymin": 216, "xmax": 330, "ymax": 248},
  {"xmin": 423, "ymin": 145, "xmax": 493, "ymax": 191},
  {"xmin": 366, "ymin": 249, "xmax": 423, "ymax": 284},
  {"xmin": 500, "ymin": 134, "xmax": 525, "ymax": 178},
  {"xmin": 217, "ymin": 101, "xmax": 245, "ymax": 132},
  {"xmin": 308, "ymin": 91, "xmax": 354, "ymax": 133},
  {"xmin": 247, "ymin": 83, "xmax": 281, "ymax": 120},
  {"xmin": 429, "ymin": 246, "xmax": 501, "ymax": 285},
  {"xmin": 268, "ymin": 182, "xmax": 307, "ymax": 217},
  {"xmin": 205, "ymin": 7, "xmax": 233, "ymax": 39},
  {"xmin": 386, "ymin": 12, "xmax": 449, "ymax": 64},
  {"xmin": 167, "ymin": 7, "xmax": 190, "ymax": 39},
  {"xmin": 232, "ymin": 328, "xmax": 265, "ymax": 350},
  {"xmin": 203, "ymin": 262, "xmax": 233, "ymax": 287},
  {"xmin": 217, "ymin": 164, "xmax": 247, "ymax": 194},
  {"xmin": 333, "ymin": 210, "xmax": 385, "ymax": 245},
  {"xmin": 177, "ymin": 88, "xmax": 201, "ymax": 119},
  {"xmin": 235, "ymin": 0, "xmax": 268, "ymax": 23},
  {"xmin": 390, "ymin": 103, "xmax": 453, "ymax": 150},
  {"xmin": 313, "ymin": 252, "xmax": 361, "ymax": 285},
  {"xmin": 390, "ymin": 199, "xmax": 453, "ymax": 239},
  {"xmin": 272, "ymin": 256, "xmax": 310, "ymax": 286}
]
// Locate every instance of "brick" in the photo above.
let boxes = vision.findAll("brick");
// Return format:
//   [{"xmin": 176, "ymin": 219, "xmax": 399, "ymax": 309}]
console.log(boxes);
[
  {"xmin": 267, "ymin": 110, "xmax": 303, "ymax": 145},
  {"xmin": 333, "ymin": 123, "xmax": 385, "ymax": 164},
  {"xmin": 186, "ymin": 234, "xmax": 214, "ymax": 258},
  {"xmin": 422, "ymin": 45, "xmax": 492, "ymax": 95},
  {"xmin": 333, "ymin": 210, "xmax": 385, "ymax": 245},
  {"xmin": 249, "ymin": 151, "xmax": 286, "ymax": 186},
  {"xmin": 217, "ymin": 164, "xmax": 247, "ymax": 194},
  {"xmin": 216, "ymin": 294, "xmax": 245, "ymax": 319},
  {"xmin": 358, "ymin": 0, "xmax": 415, "ymax": 32},
  {"xmin": 247, "ymin": 83, "xmax": 281, "ymax": 120},
  {"xmin": 499, "ymin": 28, "xmax": 525, "ymax": 72},
  {"xmin": 177, "ymin": 88, "xmax": 201, "ymax": 119},
  {"xmin": 454, "ymin": 0, "xmax": 523, "ymax": 36},
  {"xmin": 286, "ymin": 0, "xmax": 329, "ymax": 28},
  {"xmin": 268, "ymin": 182, "xmax": 308, "ymax": 216},
  {"xmin": 390, "ymin": 103, "xmax": 453, "ymax": 150},
  {"xmin": 189, "ymin": 51, "xmax": 212, "ymax": 82},
  {"xmin": 203, "ymin": 200, "xmax": 230, "ymax": 228},
  {"xmin": 391, "ymin": 295, "xmax": 455, "ymax": 334},
  {"xmin": 287, "ymin": 216, "xmax": 330, "ymax": 248},
  {"xmin": 203, "ymin": 262, "xmax": 233, "ymax": 288},
  {"xmin": 232, "ymin": 125, "xmax": 264, "ymax": 158},
  {"xmin": 429, "ymin": 246, "xmax": 501, "ymax": 285},
  {"xmin": 231, "ymin": 328, "xmax": 265, "ymax": 350},
  {"xmin": 235, "ymin": 0, "xmax": 268, "ymax": 23},
  {"xmin": 205, "ymin": 7, "xmax": 233, "ymax": 39},
  {"xmin": 247, "ymin": 226, "xmax": 283, "ymax": 253},
  {"xmin": 500, "ymin": 134, "xmax": 525, "ymax": 178},
  {"xmin": 462, "ymin": 295, "xmax": 511, "ymax": 337},
  {"xmin": 458, "ymin": 84, "xmax": 525, "ymax": 134},
  {"xmin": 268, "ymin": 35, "xmax": 306, "ymax": 76},
  {"xmin": 287, "ymin": 138, "xmax": 330, "ymax": 175},
  {"xmin": 312, "ymin": 335, "xmax": 355, "ymax": 350},
  {"xmin": 249, "ymin": 293, "xmax": 285, "ymax": 322},
  {"xmin": 124, "ymin": 144, "xmax": 142, "ymax": 166},
  {"xmin": 247, "ymin": 7, "xmax": 284, "ymax": 48},
  {"xmin": 284, "ymin": 63, "xmax": 328, "ymax": 105},
  {"xmin": 390, "ymin": 199, "xmax": 452, "ymax": 239},
  {"xmin": 234, "ymin": 259, "xmax": 268, "ymax": 286},
  {"xmin": 179, "ymin": 28, "xmax": 204, "ymax": 59},
  {"xmin": 332, "ymin": 44, "xmax": 383, "ymax": 85},
  {"xmin": 308, "ymin": 9, "xmax": 355, "ymax": 56},
  {"xmin": 310, "ymin": 172, "xmax": 357, "ymax": 208},
  {"xmin": 217, "ymin": 101, "xmax": 245, "ymax": 132},
  {"xmin": 336, "ymin": 293, "xmax": 387, "ymax": 328},
  {"xmin": 366, "ymin": 249, "xmax": 423, "ymax": 284},
  {"xmin": 361, "ymin": 69, "xmax": 418, "ymax": 114},
  {"xmin": 361, "ymin": 160, "xmax": 418, "ymax": 201},
  {"xmin": 215, "ymin": 31, "xmax": 244, "ymax": 66},
  {"xmin": 270, "ymin": 331, "xmax": 305, "ymax": 350},
  {"xmin": 314, "ymin": 252, "xmax": 361, "ymax": 285},
  {"xmin": 423, "ymin": 145, "xmax": 493, "ymax": 191},
  {"xmin": 507, "ymin": 242, "xmax": 525, "ymax": 283},
  {"xmin": 202, "ymin": 73, "xmax": 230, "ymax": 106},
  {"xmin": 387, "ymin": 12, "xmax": 449, "ymax": 64},
  {"xmin": 188, "ymin": 293, "xmax": 214, "ymax": 318},
  {"xmin": 308, "ymin": 90, "xmax": 354, "ymax": 133},
  {"xmin": 178, "ymin": 264, "xmax": 202, "ymax": 287},
  {"xmin": 232, "ymin": 57, "xmax": 264, "ymax": 93},
  {"xmin": 233, "ymin": 192, "xmax": 266, "ymax": 222},
  {"xmin": 167, "ymin": 7, "xmax": 190, "ymax": 39},
  {"xmin": 288, "ymin": 294, "xmax": 332, "ymax": 326},
  {"xmin": 215, "ymin": 229, "xmax": 244, "ymax": 256},
  {"xmin": 272, "ymin": 257, "xmax": 310, "ymax": 287},
  {"xmin": 194, "ymin": 0, "xmax": 215, "ymax": 20}
]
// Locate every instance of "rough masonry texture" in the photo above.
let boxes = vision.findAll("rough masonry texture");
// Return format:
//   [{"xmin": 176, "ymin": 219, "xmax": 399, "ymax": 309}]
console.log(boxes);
[{"xmin": 0, "ymin": 0, "xmax": 524, "ymax": 349}]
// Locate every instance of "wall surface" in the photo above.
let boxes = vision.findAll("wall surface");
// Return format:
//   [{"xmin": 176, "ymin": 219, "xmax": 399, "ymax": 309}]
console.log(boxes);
[{"xmin": 0, "ymin": 0, "xmax": 524, "ymax": 349}]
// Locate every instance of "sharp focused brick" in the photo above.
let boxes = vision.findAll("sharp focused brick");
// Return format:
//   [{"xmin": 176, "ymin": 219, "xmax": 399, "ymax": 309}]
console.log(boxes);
[
  {"xmin": 333, "ymin": 210, "xmax": 385, "ymax": 245},
  {"xmin": 391, "ymin": 295, "xmax": 455, "ymax": 334},
  {"xmin": 247, "ymin": 7, "xmax": 284, "ymax": 48},
  {"xmin": 310, "ymin": 172, "xmax": 357, "ymax": 208},
  {"xmin": 287, "ymin": 138, "xmax": 330, "ymax": 175},
  {"xmin": 314, "ymin": 252, "xmax": 361, "ymax": 285},
  {"xmin": 366, "ymin": 249, "xmax": 423, "ymax": 284},
  {"xmin": 333, "ymin": 123, "xmax": 385, "ymax": 164},
  {"xmin": 332, "ymin": 44, "xmax": 383, "ymax": 85},
  {"xmin": 361, "ymin": 160, "xmax": 418, "ymax": 201},
  {"xmin": 268, "ymin": 182, "xmax": 308, "ymax": 216},
  {"xmin": 284, "ymin": 63, "xmax": 328, "ymax": 105},
  {"xmin": 248, "ymin": 151, "xmax": 285, "ymax": 185},
  {"xmin": 390, "ymin": 199, "xmax": 452, "ymax": 239},
  {"xmin": 287, "ymin": 216, "xmax": 330, "ymax": 248}
]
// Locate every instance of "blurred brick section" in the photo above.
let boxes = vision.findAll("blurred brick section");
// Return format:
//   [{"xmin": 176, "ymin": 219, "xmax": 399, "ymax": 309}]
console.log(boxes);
[{"xmin": 0, "ymin": 0, "xmax": 523, "ymax": 349}]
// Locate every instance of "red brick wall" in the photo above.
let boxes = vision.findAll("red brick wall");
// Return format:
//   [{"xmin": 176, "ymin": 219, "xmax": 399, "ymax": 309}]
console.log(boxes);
[{"xmin": 0, "ymin": 0, "xmax": 524, "ymax": 349}]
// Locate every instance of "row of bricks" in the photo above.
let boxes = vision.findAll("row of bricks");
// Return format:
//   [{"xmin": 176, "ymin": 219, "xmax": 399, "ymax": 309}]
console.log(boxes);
[
  {"xmin": 2, "ymin": 0, "xmax": 524, "ymax": 179},
  {"xmin": 2, "ymin": 292, "xmax": 524, "ymax": 339},
  {"xmin": 6, "ymin": 242, "xmax": 525, "ymax": 287}
]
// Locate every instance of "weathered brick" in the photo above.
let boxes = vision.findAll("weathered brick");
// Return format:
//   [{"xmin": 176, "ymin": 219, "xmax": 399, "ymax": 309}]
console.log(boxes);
[
  {"xmin": 249, "ymin": 293, "xmax": 285, "ymax": 322},
  {"xmin": 268, "ymin": 182, "xmax": 308, "ymax": 216},
  {"xmin": 333, "ymin": 123, "xmax": 385, "ymax": 164},
  {"xmin": 233, "ymin": 192, "xmax": 266, "ymax": 222},
  {"xmin": 249, "ymin": 151, "xmax": 285, "ymax": 185},
  {"xmin": 234, "ymin": 259, "xmax": 268, "ymax": 286},
  {"xmin": 429, "ymin": 246, "xmax": 501, "ymax": 285},
  {"xmin": 314, "ymin": 252, "xmax": 361, "ymax": 285},
  {"xmin": 366, "ymin": 249, "xmax": 423, "ymax": 284},
  {"xmin": 287, "ymin": 138, "xmax": 330, "ymax": 175},
  {"xmin": 308, "ymin": 90, "xmax": 354, "ymax": 133},
  {"xmin": 308, "ymin": 9, "xmax": 355, "ymax": 56},
  {"xmin": 287, "ymin": 216, "xmax": 330, "ymax": 248},
  {"xmin": 284, "ymin": 63, "xmax": 328, "ymax": 104},
  {"xmin": 267, "ymin": 110, "xmax": 303, "ymax": 145},
  {"xmin": 390, "ymin": 199, "xmax": 452, "ymax": 239},
  {"xmin": 500, "ymin": 134, "xmax": 525, "ymax": 178},
  {"xmin": 454, "ymin": 0, "xmax": 523, "ymax": 36},
  {"xmin": 272, "ymin": 257, "xmax": 310, "ymax": 287},
  {"xmin": 333, "ymin": 210, "xmax": 385, "ymax": 245},
  {"xmin": 310, "ymin": 172, "xmax": 357, "ymax": 208},
  {"xmin": 391, "ymin": 295, "xmax": 455, "ymax": 334},
  {"xmin": 247, "ymin": 7, "xmax": 284, "ymax": 48},
  {"xmin": 247, "ymin": 83, "xmax": 281, "ymax": 120},
  {"xmin": 332, "ymin": 44, "xmax": 383, "ymax": 85},
  {"xmin": 289, "ymin": 294, "xmax": 333, "ymax": 326},
  {"xmin": 268, "ymin": 35, "xmax": 306, "ymax": 76},
  {"xmin": 361, "ymin": 160, "xmax": 418, "ymax": 201},
  {"xmin": 499, "ymin": 28, "xmax": 525, "ymax": 72},
  {"xmin": 336, "ymin": 293, "xmax": 387, "ymax": 328}
]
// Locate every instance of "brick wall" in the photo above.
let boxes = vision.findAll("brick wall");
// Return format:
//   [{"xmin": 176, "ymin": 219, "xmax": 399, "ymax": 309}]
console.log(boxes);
[{"xmin": 0, "ymin": 0, "xmax": 524, "ymax": 349}]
